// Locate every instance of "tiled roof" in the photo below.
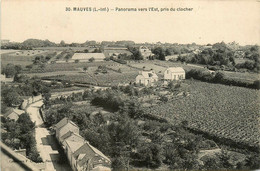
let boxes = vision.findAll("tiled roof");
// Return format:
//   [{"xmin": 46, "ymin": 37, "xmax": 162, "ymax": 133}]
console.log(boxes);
[
  {"xmin": 4, "ymin": 108, "xmax": 24, "ymax": 117},
  {"xmin": 60, "ymin": 131, "xmax": 84, "ymax": 144},
  {"xmin": 88, "ymin": 142, "xmax": 110, "ymax": 162},
  {"xmin": 138, "ymin": 71, "xmax": 158, "ymax": 79},
  {"xmin": 64, "ymin": 139, "xmax": 85, "ymax": 153},
  {"xmin": 74, "ymin": 141, "xmax": 111, "ymax": 167},
  {"xmin": 55, "ymin": 117, "xmax": 78, "ymax": 130}
]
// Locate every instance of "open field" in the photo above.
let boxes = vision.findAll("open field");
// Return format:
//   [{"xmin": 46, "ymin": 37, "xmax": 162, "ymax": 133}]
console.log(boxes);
[
  {"xmin": 1, "ymin": 49, "xmax": 58, "ymax": 67},
  {"xmin": 40, "ymin": 71, "xmax": 138, "ymax": 86},
  {"xmin": 29, "ymin": 61, "xmax": 117, "ymax": 72},
  {"xmin": 145, "ymin": 80, "xmax": 260, "ymax": 147},
  {"xmin": 24, "ymin": 60, "xmax": 259, "ymax": 87},
  {"xmin": 0, "ymin": 49, "xmax": 20, "ymax": 54},
  {"xmin": 1, "ymin": 53, "xmax": 35, "ymax": 67},
  {"xmin": 34, "ymin": 47, "xmax": 95, "ymax": 52},
  {"xmin": 128, "ymin": 61, "xmax": 166, "ymax": 75},
  {"xmin": 8, "ymin": 50, "xmax": 47, "ymax": 57}
]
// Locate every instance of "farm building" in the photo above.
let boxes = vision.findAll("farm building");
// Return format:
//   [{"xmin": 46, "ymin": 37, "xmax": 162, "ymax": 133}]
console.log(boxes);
[
  {"xmin": 139, "ymin": 46, "xmax": 154, "ymax": 59},
  {"xmin": 3, "ymin": 108, "xmax": 24, "ymax": 121},
  {"xmin": 165, "ymin": 55, "xmax": 179, "ymax": 61},
  {"xmin": 136, "ymin": 71, "xmax": 158, "ymax": 86},
  {"xmin": 71, "ymin": 53, "xmax": 106, "ymax": 62},
  {"xmin": 55, "ymin": 117, "xmax": 111, "ymax": 171},
  {"xmin": 164, "ymin": 67, "xmax": 185, "ymax": 81}
]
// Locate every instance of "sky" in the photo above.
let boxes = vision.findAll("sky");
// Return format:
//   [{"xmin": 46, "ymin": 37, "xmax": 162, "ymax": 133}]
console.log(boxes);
[{"xmin": 1, "ymin": 0, "xmax": 260, "ymax": 45}]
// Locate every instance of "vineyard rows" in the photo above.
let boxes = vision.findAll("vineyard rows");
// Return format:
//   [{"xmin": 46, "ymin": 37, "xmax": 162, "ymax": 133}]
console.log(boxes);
[{"xmin": 145, "ymin": 80, "xmax": 260, "ymax": 147}]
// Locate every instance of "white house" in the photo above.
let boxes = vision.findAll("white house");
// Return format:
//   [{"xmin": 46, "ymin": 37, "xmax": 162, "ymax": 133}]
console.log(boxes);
[
  {"xmin": 164, "ymin": 67, "xmax": 185, "ymax": 81},
  {"xmin": 136, "ymin": 71, "xmax": 158, "ymax": 86}
]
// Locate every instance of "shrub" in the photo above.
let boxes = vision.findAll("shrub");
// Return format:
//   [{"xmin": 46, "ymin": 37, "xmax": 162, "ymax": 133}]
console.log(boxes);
[{"xmin": 89, "ymin": 57, "xmax": 95, "ymax": 62}]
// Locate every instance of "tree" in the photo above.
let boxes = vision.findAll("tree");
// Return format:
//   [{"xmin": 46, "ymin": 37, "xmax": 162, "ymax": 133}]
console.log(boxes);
[
  {"xmin": 2, "ymin": 90, "xmax": 22, "ymax": 107},
  {"xmin": 89, "ymin": 57, "xmax": 95, "ymax": 62},
  {"xmin": 152, "ymin": 47, "xmax": 165, "ymax": 60},
  {"xmin": 93, "ymin": 48, "xmax": 101, "ymax": 53},
  {"xmin": 60, "ymin": 40, "xmax": 66, "ymax": 47},
  {"xmin": 83, "ymin": 66, "xmax": 88, "ymax": 72},
  {"xmin": 26, "ymin": 64, "xmax": 33, "ymax": 70},
  {"xmin": 2, "ymin": 63, "xmax": 17, "ymax": 77},
  {"xmin": 14, "ymin": 65, "xmax": 22, "ymax": 74},
  {"xmin": 135, "ymin": 142, "xmax": 162, "ymax": 168}
]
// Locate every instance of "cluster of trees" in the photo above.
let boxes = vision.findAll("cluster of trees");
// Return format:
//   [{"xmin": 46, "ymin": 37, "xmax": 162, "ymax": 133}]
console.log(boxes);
[
  {"xmin": 33, "ymin": 53, "xmax": 56, "ymax": 64},
  {"xmin": 178, "ymin": 43, "xmax": 235, "ymax": 66},
  {"xmin": 1, "ymin": 77, "xmax": 51, "ymax": 107},
  {"xmin": 235, "ymin": 45, "xmax": 260, "ymax": 72},
  {"xmin": 164, "ymin": 46, "xmax": 191, "ymax": 55},
  {"xmin": 151, "ymin": 47, "xmax": 167, "ymax": 60},
  {"xmin": 101, "ymin": 41, "xmax": 135, "ymax": 46},
  {"xmin": 186, "ymin": 69, "xmax": 260, "ymax": 89},
  {"xmin": 177, "ymin": 42, "xmax": 260, "ymax": 72},
  {"xmin": 1, "ymin": 39, "xmax": 56, "ymax": 50},
  {"xmin": 128, "ymin": 47, "xmax": 143, "ymax": 60},
  {"xmin": 95, "ymin": 65, "xmax": 108, "ymax": 73},
  {"xmin": 1, "ymin": 63, "xmax": 22, "ymax": 78},
  {"xmin": 91, "ymin": 89, "xmax": 129, "ymax": 111},
  {"xmin": 45, "ymin": 101, "xmax": 255, "ymax": 170},
  {"xmin": 43, "ymin": 82, "xmax": 260, "ymax": 170},
  {"xmin": 1, "ymin": 113, "xmax": 42, "ymax": 162}
]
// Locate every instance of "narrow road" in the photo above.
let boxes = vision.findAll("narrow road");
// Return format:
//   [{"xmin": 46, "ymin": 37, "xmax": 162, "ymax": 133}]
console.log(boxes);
[{"xmin": 26, "ymin": 100, "xmax": 72, "ymax": 171}]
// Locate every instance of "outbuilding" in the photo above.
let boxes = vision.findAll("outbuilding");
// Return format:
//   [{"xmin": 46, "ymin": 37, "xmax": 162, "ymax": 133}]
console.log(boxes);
[
  {"xmin": 136, "ymin": 71, "xmax": 158, "ymax": 86},
  {"xmin": 164, "ymin": 67, "xmax": 185, "ymax": 81}
]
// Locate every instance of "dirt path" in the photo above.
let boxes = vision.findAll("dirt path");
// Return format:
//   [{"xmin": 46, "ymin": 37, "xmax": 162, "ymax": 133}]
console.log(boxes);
[
  {"xmin": 26, "ymin": 101, "xmax": 72, "ymax": 171},
  {"xmin": 26, "ymin": 100, "xmax": 44, "ymax": 127}
]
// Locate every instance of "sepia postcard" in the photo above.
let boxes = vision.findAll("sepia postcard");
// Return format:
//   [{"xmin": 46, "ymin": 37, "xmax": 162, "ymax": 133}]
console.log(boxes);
[{"xmin": 0, "ymin": 0, "xmax": 259, "ymax": 170}]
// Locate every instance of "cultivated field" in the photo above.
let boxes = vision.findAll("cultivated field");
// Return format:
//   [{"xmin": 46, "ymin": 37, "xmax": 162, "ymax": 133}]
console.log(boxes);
[
  {"xmin": 8, "ymin": 50, "xmax": 46, "ymax": 57},
  {"xmin": 40, "ymin": 71, "xmax": 138, "ymax": 86},
  {"xmin": 128, "ymin": 61, "xmax": 166, "ymax": 74},
  {"xmin": 145, "ymin": 80, "xmax": 260, "ymax": 148},
  {"xmin": 1, "ymin": 49, "xmax": 58, "ymax": 67},
  {"xmin": 35, "ymin": 61, "xmax": 116, "ymax": 72},
  {"xmin": 223, "ymin": 71, "xmax": 259, "ymax": 83},
  {"xmin": 34, "ymin": 47, "xmax": 95, "ymax": 52},
  {"xmin": 0, "ymin": 49, "xmax": 20, "ymax": 54}
]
